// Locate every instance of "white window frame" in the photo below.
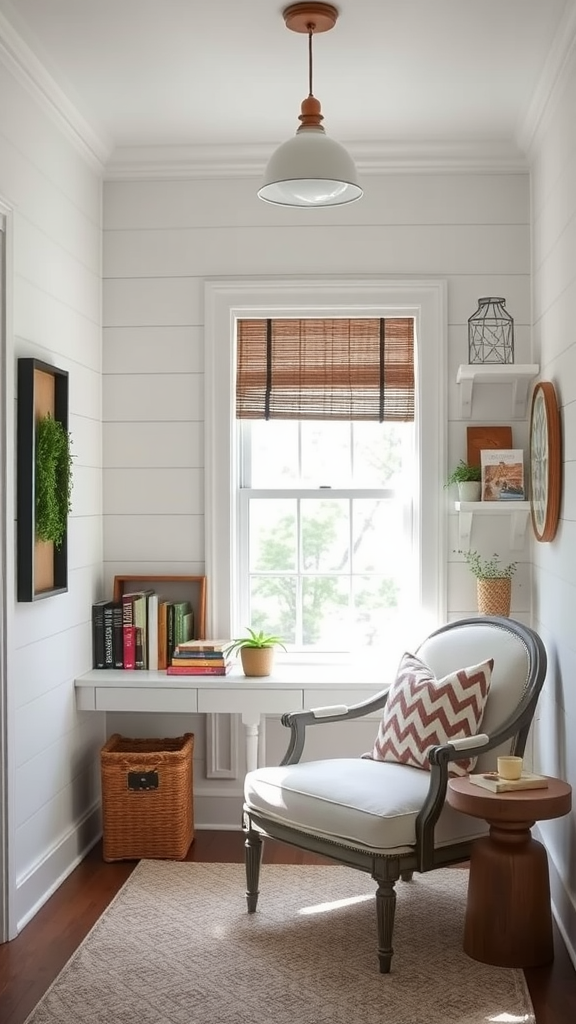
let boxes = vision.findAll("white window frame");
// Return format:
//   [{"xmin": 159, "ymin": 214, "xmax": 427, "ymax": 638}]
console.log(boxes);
[{"xmin": 204, "ymin": 277, "xmax": 447, "ymax": 647}]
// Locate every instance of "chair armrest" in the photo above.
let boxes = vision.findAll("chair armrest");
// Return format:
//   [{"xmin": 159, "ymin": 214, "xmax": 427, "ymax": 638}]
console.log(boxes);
[
  {"xmin": 279, "ymin": 688, "xmax": 390, "ymax": 766},
  {"xmin": 310, "ymin": 703, "xmax": 350, "ymax": 718},
  {"xmin": 448, "ymin": 732, "xmax": 490, "ymax": 753},
  {"xmin": 416, "ymin": 733, "xmax": 490, "ymax": 871}
]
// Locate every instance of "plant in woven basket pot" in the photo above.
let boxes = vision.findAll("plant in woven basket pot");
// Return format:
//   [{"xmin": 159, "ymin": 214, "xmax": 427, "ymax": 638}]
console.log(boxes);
[
  {"xmin": 457, "ymin": 549, "xmax": 517, "ymax": 617},
  {"xmin": 225, "ymin": 628, "xmax": 287, "ymax": 677}
]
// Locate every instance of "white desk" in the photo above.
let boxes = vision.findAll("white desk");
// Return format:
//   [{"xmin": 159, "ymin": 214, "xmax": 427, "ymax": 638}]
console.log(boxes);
[{"xmin": 74, "ymin": 665, "xmax": 386, "ymax": 772}]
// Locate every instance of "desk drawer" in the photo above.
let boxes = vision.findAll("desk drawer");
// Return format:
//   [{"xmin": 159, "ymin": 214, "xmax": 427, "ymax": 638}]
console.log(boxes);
[
  {"xmin": 198, "ymin": 689, "xmax": 302, "ymax": 715},
  {"xmin": 95, "ymin": 687, "xmax": 198, "ymax": 713}
]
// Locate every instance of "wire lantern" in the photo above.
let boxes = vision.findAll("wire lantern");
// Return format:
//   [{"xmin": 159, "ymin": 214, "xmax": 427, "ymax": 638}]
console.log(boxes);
[{"xmin": 468, "ymin": 297, "xmax": 514, "ymax": 364}]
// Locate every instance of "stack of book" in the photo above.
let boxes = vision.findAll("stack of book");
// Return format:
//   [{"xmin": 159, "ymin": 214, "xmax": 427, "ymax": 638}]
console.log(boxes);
[
  {"xmin": 166, "ymin": 640, "xmax": 233, "ymax": 676},
  {"xmin": 91, "ymin": 591, "xmax": 195, "ymax": 670}
]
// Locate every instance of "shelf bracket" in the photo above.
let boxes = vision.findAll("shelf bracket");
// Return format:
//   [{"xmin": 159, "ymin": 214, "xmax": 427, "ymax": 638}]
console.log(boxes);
[
  {"xmin": 458, "ymin": 510, "xmax": 474, "ymax": 550},
  {"xmin": 509, "ymin": 510, "xmax": 530, "ymax": 551},
  {"xmin": 459, "ymin": 378, "xmax": 474, "ymax": 418},
  {"xmin": 456, "ymin": 364, "xmax": 539, "ymax": 419},
  {"xmin": 511, "ymin": 378, "xmax": 530, "ymax": 420}
]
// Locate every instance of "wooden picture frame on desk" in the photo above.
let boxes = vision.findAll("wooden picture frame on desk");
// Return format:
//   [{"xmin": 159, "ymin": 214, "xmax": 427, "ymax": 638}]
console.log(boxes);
[
  {"xmin": 112, "ymin": 575, "xmax": 207, "ymax": 640},
  {"xmin": 17, "ymin": 358, "xmax": 70, "ymax": 601}
]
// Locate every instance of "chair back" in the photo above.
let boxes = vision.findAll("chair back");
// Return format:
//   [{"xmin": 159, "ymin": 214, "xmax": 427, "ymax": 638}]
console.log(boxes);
[{"xmin": 416, "ymin": 616, "xmax": 546, "ymax": 773}]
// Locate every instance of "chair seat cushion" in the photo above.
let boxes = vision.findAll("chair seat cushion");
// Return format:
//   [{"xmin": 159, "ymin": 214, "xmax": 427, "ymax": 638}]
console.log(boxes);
[
  {"xmin": 368, "ymin": 652, "xmax": 493, "ymax": 775},
  {"xmin": 244, "ymin": 758, "xmax": 487, "ymax": 855}
]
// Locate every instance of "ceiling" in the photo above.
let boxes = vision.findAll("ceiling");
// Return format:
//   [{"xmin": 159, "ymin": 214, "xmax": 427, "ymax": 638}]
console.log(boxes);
[{"xmin": 0, "ymin": 0, "xmax": 572, "ymax": 168}]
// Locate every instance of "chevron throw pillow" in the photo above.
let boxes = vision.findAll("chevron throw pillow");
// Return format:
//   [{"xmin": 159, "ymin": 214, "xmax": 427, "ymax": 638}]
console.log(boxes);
[{"xmin": 370, "ymin": 652, "xmax": 493, "ymax": 775}]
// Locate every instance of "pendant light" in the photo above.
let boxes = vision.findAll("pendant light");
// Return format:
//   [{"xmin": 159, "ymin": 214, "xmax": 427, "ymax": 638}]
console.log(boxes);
[{"xmin": 258, "ymin": 3, "xmax": 362, "ymax": 208}]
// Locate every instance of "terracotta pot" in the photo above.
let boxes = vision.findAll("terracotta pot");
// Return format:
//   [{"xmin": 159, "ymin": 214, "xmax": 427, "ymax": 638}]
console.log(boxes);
[
  {"xmin": 477, "ymin": 578, "xmax": 511, "ymax": 617},
  {"xmin": 240, "ymin": 646, "xmax": 275, "ymax": 677}
]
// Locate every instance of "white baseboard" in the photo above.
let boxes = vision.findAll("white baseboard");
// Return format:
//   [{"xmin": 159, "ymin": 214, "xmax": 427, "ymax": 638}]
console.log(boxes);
[
  {"xmin": 193, "ymin": 794, "xmax": 243, "ymax": 830},
  {"xmin": 15, "ymin": 803, "xmax": 102, "ymax": 933}
]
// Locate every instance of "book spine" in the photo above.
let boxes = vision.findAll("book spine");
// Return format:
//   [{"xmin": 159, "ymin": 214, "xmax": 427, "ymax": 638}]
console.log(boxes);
[
  {"xmin": 173, "ymin": 649, "xmax": 225, "ymax": 659},
  {"xmin": 166, "ymin": 664, "xmax": 231, "ymax": 675},
  {"xmin": 167, "ymin": 604, "xmax": 175, "ymax": 663},
  {"xmin": 122, "ymin": 596, "xmax": 135, "ymax": 668},
  {"xmin": 122, "ymin": 593, "xmax": 135, "ymax": 627},
  {"xmin": 181, "ymin": 610, "xmax": 194, "ymax": 644},
  {"xmin": 171, "ymin": 657, "xmax": 227, "ymax": 667},
  {"xmin": 103, "ymin": 604, "xmax": 114, "ymax": 669},
  {"xmin": 147, "ymin": 593, "xmax": 159, "ymax": 671},
  {"xmin": 134, "ymin": 626, "xmax": 144, "ymax": 670},
  {"xmin": 158, "ymin": 600, "xmax": 169, "ymax": 670},
  {"xmin": 91, "ymin": 602, "xmax": 107, "ymax": 669},
  {"xmin": 132, "ymin": 594, "xmax": 149, "ymax": 669},
  {"xmin": 173, "ymin": 602, "xmax": 192, "ymax": 646},
  {"xmin": 175, "ymin": 641, "xmax": 230, "ymax": 653},
  {"xmin": 123, "ymin": 625, "xmax": 137, "ymax": 670},
  {"xmin": 112, "ymin": 603, "xmax": 124, "ymax": 668}
]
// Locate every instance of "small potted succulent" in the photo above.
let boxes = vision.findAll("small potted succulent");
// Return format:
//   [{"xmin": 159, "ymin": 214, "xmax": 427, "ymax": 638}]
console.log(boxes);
[
  {"xmin": 457, "ymin": 549, "xmax": 517, "ymax": 616},
  {"xmin": 225, "ymin": 628, "xmax": 287, "ymax": 677},
  {"xmin": 445, "ymin": 460, "xmax": 482, "ymax": 502}
]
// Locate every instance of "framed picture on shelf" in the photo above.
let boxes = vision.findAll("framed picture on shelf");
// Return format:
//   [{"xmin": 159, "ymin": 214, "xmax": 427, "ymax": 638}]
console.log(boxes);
[
  {"xmin": 466, "ymin": 425, "xmax": 513, "ymax": 467},
  {"xmin": 481, "ymin": 449, "xmax": 525, "ymax": 502}
]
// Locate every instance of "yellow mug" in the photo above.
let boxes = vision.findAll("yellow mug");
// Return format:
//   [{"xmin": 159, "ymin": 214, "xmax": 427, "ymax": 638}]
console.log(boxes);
[{"xmin": 497, "ymin": 755, "xmax": 523, "ymax": 780}]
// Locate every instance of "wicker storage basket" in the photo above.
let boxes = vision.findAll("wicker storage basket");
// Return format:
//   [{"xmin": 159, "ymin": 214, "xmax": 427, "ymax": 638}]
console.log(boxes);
[{"xmin": 101, "ymin": 733, "xmax": 194, "ymax": 862}]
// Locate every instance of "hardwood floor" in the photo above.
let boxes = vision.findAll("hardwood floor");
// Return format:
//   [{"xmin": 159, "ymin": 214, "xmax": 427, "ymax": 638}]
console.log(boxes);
[{"xmin": 0, "ymin": 831, "xmax": 574, "ymax": 1024}]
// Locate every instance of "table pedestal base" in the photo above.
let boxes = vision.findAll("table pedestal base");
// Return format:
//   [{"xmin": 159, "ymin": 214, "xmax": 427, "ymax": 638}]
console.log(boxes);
[{"xmin": 464, "ymin": 818, "xmax": 553, "ymax": 967}]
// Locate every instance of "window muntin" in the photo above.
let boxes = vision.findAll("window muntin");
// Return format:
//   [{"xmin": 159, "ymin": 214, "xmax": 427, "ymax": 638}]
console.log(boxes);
[{"xmin": 238, "ymin": 419, "xmax": 414, "ymax": 653}]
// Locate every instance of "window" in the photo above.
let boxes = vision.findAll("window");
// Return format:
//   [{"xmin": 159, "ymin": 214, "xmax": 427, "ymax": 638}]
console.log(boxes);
[
  {"xmin": 236, "ymin": 316, "xmax": 415, "ymax": 653},
  {"xmin": 204, "ymin": 278, "xmax": 447, "ymax": 662}
]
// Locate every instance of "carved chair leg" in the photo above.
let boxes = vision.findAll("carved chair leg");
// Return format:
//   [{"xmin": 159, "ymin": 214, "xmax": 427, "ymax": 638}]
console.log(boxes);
[
  {"xmin": 374, "ymin": 878, "xmax": 397, "ymax": 973},
  {"xmin": 245, "ymin": 829, "xmax": 264, "ymax": 913},
  {"xmin": 400, "ymin": 870, "xmax": 414, "ymax": 882}
]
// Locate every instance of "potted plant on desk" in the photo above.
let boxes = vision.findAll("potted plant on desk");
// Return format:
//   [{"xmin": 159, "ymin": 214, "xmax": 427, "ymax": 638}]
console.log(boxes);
[
  {"xmin": 445, "ymin": 460, "xmax": 482, "ymax": 502},
  {"xmin": 457, "ymin": 549, "xmax": 517, "ymax": 616},
  {"xmin": 225, "ymin": 628, "xmax": 287, "ymax": 677}
]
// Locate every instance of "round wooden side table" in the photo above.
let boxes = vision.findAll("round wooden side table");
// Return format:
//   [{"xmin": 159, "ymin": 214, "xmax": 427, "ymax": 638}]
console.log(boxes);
[{"xmin": 447, "ymin": 775, "xmax": 572, "ymax": 968}]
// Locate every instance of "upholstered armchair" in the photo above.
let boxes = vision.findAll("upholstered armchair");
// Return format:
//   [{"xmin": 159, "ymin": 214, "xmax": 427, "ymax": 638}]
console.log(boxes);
[{"xmin": 242, "ymin": 616, "xmax": 547, "ymax": 973}]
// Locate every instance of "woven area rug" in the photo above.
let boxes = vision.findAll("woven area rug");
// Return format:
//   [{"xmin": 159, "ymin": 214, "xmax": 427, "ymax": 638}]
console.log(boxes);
[{"xmin": 25, "ymin": 861, "xmax": 534, "ymax": 1024}]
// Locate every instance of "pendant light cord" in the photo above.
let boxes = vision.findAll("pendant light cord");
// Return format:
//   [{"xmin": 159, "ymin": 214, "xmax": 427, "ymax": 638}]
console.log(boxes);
[{"xmin": 307, "ymin": 25, "xmax": 314, "ymax": 97}]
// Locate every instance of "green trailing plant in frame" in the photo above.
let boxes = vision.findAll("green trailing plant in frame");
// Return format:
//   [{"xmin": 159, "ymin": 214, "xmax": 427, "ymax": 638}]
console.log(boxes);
[{"xmin": 35, "ymin": 413, "xmax": 74, "ymax": 549}]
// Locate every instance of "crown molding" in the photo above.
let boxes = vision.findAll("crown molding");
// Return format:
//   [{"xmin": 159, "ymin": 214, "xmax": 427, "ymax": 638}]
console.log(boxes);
[
  {"xmin": 104, "ymin": 138, "xmax": 528, "ymax": 181},
  {"xmin": 0, "ymin": 11, "xmax": 112, "ymax": 172},
  {"xmin": 517, "ymin": 0, "xmax": 576, "ymax": 156},
  {"xmin": 0, "ymin": 8, "xmax": 533, "ymax": 183}
]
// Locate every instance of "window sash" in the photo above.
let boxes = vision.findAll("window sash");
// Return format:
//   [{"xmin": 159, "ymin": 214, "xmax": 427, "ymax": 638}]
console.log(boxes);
[{"xmin": 238, "ymin": 487, "xmax": 413, "ymax": 652}]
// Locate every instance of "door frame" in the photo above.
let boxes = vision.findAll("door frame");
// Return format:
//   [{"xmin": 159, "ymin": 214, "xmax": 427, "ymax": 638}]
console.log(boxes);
[{"xmin": 0, "ymin": 200, "xmax": 16, "ymax": 941}]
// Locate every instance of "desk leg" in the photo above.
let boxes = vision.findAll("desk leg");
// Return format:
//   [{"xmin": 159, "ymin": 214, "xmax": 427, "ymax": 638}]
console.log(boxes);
[
  {"xmin": 241, "ymin": 712, "xmax": 261, "ymax": 773},
  {"xmin": 464, "ymin": 817, "xmax": 554, "ymax": 967}
]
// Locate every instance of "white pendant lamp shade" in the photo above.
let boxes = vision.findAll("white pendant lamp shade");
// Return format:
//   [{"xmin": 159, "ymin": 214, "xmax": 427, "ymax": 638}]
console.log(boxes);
[
  {"xmin": 259, "ymin": 3, "xmax": 362, "ymax": 209},
  {"xmin": 259, "ymin": 128, "xmax": 362, "ymax": 207}
]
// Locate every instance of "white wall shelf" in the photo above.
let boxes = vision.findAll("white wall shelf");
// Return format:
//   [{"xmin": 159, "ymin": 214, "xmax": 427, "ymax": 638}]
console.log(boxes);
[
  {"xmin": 456, "ymin": 364, "xmax": 539, "ymax": 419},
  {"xmin": 455, "ymin": 501, "xmax": 531, "ymax": 551}
]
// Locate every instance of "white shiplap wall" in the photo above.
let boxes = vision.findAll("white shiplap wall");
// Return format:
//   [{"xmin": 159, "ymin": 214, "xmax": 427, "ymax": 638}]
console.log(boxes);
[
  {"xmin": 530, "ymin": 39, "xmax": 576, "ymax": 963},
  {"xmin": 102, "ymin": 170, "xmax": 533, "ymax": 824},
  {"xmin": 0, "ymin": 57, "xmax": 105, "ymax": 933}
]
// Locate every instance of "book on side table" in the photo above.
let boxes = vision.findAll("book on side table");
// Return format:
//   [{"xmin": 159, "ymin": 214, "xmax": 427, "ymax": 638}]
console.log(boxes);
[{"xmin": 469, "ymin": 771, "xmax": 548, "ymax": 793}]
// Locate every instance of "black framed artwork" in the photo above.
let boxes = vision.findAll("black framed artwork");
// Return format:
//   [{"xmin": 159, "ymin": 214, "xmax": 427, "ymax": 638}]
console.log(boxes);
[{"xmin": 17, "ymin": 358, "xmax": 70, "ymax": 601}]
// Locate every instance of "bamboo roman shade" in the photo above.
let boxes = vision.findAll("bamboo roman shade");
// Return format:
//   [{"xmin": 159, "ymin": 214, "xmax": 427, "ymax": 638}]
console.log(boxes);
[{"xmin": 236, "ymin": 318, "xmax": 415, "ymax": 421}]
